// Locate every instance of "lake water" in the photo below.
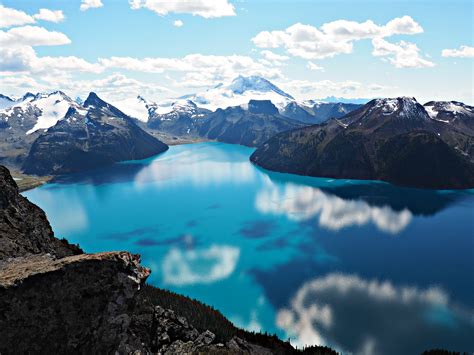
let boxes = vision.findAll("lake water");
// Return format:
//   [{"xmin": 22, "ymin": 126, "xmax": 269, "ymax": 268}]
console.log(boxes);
[{"xmin": 24, "ymin": 142, "xmax": 474, "ymax": 354}]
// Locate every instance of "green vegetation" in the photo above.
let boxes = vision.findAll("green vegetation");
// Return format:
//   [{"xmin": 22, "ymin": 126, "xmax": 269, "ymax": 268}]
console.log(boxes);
[
  {"xmin": 138, "ymin": 284, "xmax": 338, "ymax": 354},
  {"xmin": 10, "ymin": 170, "xmax": 51, "ymax": 192}
]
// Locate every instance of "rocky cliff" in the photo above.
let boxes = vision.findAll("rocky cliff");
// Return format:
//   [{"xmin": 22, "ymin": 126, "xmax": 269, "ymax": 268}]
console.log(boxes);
[{"xmin": 0, "ymin": 165, "xmax": 81, "ymax": 260}]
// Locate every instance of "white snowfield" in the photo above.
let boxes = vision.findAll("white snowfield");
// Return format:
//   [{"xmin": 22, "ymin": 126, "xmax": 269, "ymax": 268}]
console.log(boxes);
[
  {"xmin": 0, "ymin": 92, "xmax": 75, "ymax": 135},
  {"xmin": 110, "ymin": 96, "xmax": 150, "ymax": 122},
  {"xmin": 25, "ymin": 93, "xmax": 74, "ymax": 134}
]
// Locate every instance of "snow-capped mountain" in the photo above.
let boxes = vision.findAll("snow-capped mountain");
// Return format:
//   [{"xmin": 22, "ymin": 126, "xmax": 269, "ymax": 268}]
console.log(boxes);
[
  {"xmin": 22, "ymin": 92, "xmax": 168, "ymax": 175},
  {"xmin": 251, "ymin": 96, "xmax": 474, "ymax": 189},
  {"xmin": 341, "ymin": 97, "xmax": 432, "ymax": 129},
  {"xmin": 424, "ymin": 101, "xmax": 474, "ymax": 123},
  {"xmin": 147, "ymin": 99, "xmax": 211, "ymax": 136},
  {"xmin": 0, "ymin": 91, "xmax": 76, "ymax": 135},
  {"xmin": 109, "ymin": 76, "xmax": 362, "ymax": 124},
  {"xmin": 180, "ymin": 75, "xmax": 295, "ymax": 112}
]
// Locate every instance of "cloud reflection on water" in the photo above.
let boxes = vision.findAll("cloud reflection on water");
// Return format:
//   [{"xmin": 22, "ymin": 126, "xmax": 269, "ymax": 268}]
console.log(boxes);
[
  {"xmin": 276, "ymin": 273, "xmax": 474, "ymax": 355},
  {"xmin": 255, "ymin": 182, "xmax": 412, "ymax": 234},
  {"xmin": 162, "ymin": 244, "xmax": 240, "ymax": 286},
  {"xmin": 133, "ymin": 149, "xmax": 256, "ymax": 188}
]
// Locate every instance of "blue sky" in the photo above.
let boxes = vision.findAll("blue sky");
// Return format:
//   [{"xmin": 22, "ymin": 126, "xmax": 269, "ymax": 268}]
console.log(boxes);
[{"xmin": 1, "ymin": 0, "xmax": 472, "ymax": 103}]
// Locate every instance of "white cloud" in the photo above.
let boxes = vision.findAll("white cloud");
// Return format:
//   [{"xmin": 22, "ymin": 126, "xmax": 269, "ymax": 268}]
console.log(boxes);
[
  {"xmin": 0, "ymin": 74, "xmax": 44, "ymax": 91},
  {"xmin": 307, "ymin": 61, "xmax": 324, "ymax": 71},
  {"xmin": 33, "ymin": 9, "xmax": 65, "ymax": 23},
  {"xmin": 441, "ymin": 45, "xmax": 474, "ymax": 58},
  {"xmin": 130, "ymin": 0, "xmax": 235, "ymax": 18},
  {"xmin": 281, "ymin": 79, "xmax": 362, "ymax": 99},
  {"xmin": 260, "ymin": 50, "xmax": 289, "ymax": 62},
  {"xmin": 0, "ymin": 26, "xmax": 71, "ymax": 47},
  {"xmin": 80, "ymin": 0, "xmax": 104, "ymax": 11},
  {"xmin": 252, "ymin": 16, "xmax": 425, "ymax": 62},
  {"xmin": 173, "ymin": 19, "xmax": 184, "ymax": 27},
  {"xmin": 99, "ymin": 53, "xmax": 283, "ymax": 87},
  {"xmin": 0, "ymin": 5, "xmax": 35, "ymax": 28},
  {"xmin": 67, "ymin": 73, "xmax": 171, "ymax": 102},
  {"xmin": 372, "ymin": 37, "xmax": 435, "ymax": 68},
  {"xmin": 162, "ymin": 245, "xmax": 240, "ymax": 285},
  {"xmin": 0, "ymin": 45, "xmax": 102, "ymax": 74}
]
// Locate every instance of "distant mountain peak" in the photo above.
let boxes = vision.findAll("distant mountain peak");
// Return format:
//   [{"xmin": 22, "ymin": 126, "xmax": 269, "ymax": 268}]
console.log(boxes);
[
  {"xmin": 369, "ymin": 97, "xmax": 429, "ymax": 120},
  {"xmin": 84, "ymin": 92, "xmax": 106, "ymax": 108},
  {"xmin": 21, "ymin": 92, "xmax": 36, "ymax": 101},
  {"xmin": 227, "ymin": 75, "xmax": 294, "ymax": 99}
]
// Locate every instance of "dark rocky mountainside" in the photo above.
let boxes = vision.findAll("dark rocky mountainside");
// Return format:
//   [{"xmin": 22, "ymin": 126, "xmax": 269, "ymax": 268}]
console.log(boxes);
[
  {"xmin": 251, "ymin": 97, "xmax": 474, "ymax": 189},
  {"xmin": 147, "ymin": 99, "xmax": 211, "ymax": 136},
  {"xmin": 145, "ymin": 99, "xmax": 304, "ymax": 147},
  {"xmin": 0, "ymin": 165, "xmax": 81, "ymax": 260},
  {"xmin": 0, "ymin": 166, "xmax": 336, "ymax": 354},
  {"xmin": 281, "ymin": 101, "xmax": 362, "ymax": 124},
  {"xmin": 22, "ymin": 92, "xmax": 169, "ymax": 175},
  {"xmin": 196, "ymin": 100, "xmax": 304, "ymax": 147}
]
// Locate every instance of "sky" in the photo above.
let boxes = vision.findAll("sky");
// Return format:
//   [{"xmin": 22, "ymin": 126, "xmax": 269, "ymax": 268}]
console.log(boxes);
[{"xmin": 0, "ymin": 0, "xmax": 473, "ymax": 104}]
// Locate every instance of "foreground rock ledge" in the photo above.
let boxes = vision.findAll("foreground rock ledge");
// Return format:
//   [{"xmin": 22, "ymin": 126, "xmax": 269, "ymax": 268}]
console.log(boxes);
[{"xmin": 0, "ymin": 251, "xmax": 150, "ymax": 354}]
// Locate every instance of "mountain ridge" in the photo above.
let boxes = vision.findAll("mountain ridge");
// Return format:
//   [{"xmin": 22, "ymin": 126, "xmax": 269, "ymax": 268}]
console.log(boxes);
[{"xmin": 250, "ymin": 96, "xmax": 474, "ymax": 189}]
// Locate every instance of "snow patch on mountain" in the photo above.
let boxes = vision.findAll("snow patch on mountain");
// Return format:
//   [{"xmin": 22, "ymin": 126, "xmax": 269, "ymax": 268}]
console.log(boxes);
[
  {"xmin": 424, "ymin": 101, "xmax": 474, "ymax": 122},
  {"xmin": 0, "ymin": 91, "xmax": 75, "ymax": 135},
  {"xmin": 111, "ymin": 95, "xmax": 151, "ymax": 122},
  {"xmin": 25, "ymin": 93, "xmax": 73, "ymax": 134}
]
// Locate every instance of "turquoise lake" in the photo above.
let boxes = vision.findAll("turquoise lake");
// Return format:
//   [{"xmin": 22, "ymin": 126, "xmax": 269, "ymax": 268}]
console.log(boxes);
[{"xmin": 24, "ymin": 142, "xmax": 474, "ymax": 354}]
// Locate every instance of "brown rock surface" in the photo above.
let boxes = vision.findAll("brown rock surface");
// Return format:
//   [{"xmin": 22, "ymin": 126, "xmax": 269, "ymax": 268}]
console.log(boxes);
[{"xmin": 0, "ymin": 165, "xmax": 81, "ymax": 260}]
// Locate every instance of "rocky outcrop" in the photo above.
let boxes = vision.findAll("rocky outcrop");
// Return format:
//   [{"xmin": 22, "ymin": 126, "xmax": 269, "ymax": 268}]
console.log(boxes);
[
  {"xmin": 0, "ymin": 252, "xmax": 151, "ymax": 354},
  {"xmin": 0, "ymin": 165, "xmax": 81, "ymax": 260},
  {"xmin": 0, "ymin": 251, "xmax": 285, "ymax": 354},
  {"xmin": 129, "ymin": 304, "xmax": 273, "ymax": 354}
]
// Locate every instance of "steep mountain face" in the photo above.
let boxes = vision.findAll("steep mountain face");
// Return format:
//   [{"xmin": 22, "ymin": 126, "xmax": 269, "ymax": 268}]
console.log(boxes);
[
  {"xmin": 181, "ymin": 75, "xmax": 294, "ymax": 112},
  {"xmin": 280, "ymin": 101, "xmax": 316, "ymax": 123},
  {"xmin": 251, "ymin": 97, "xmax": 474, "ymax": 189},
  {"xmin": 22, "ymin": 93, "xmax": 169, "ymax": 175},
  {"xmin": 281, "ymin": 101, "xmax": 362, "ymax": 124},
  {"xmin": 147, "ymin": 100, "xmax": 211, "ymax": 136},
  {"xmin": 197, "ymin": 100, "xmax": 303, "ymax": 147},
  {"xmin": 0, "ymin": 91, "xmax": 78, "ymax": 168},
  {"xmin": 0, "ymin": 165, "xmax": 81, "ymax": 260},
  {"xmin": 313, "ymin": 102, "xmax": 362, "ymax": 121}
]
